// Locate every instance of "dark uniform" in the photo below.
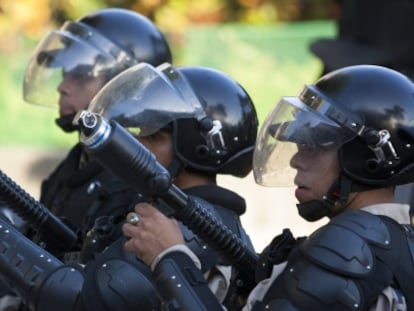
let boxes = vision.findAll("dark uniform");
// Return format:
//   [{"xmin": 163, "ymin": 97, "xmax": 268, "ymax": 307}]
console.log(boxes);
[
  {"xmin": 22, "ymin": 6, "xmax": 174, "ymax": 263},
  {"xmin": 135, "ymin": 65, "xmax": 414, "ymax": 310},
  {"xmin": 75, "ymin": 62, "xmax": 259, "ymax": 311},
  {"xmin": 0, "ymin": 40, "xmax": 259, "ymax": 309},
  {"xmin": 37, "ymin": 143, "xmax": 141, "ymax": 262},
  {"xmin": 0, "ymin": 7, "xmax": 173, "ymax": 311},
  {"xmin": 0, "ymin": 179, "xmax": 254, "ymax": 311},
  {"xmin": 151, "ymin": 207, "xmax": 414, "ymax": 310},
  {"xmin": 80, "ymin": 184, "xmax": 253, "ymax": 311}
]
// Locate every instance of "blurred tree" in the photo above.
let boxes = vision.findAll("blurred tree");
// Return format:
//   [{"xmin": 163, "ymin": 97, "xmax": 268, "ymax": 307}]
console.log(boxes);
[
  {"xmin": 49, "ymin": 0, "xmax": 103, "ymax": 24},
  {"xmin": 0, "ymin": 0, "xmax": 333, "ymax": 148},
  {"xmin": 0, "ymin": 0, "xmax": 51, "ymax": 51},
  {"xmin": 0, "ymin": 0, "xmax": 332, "ymax": 54}
]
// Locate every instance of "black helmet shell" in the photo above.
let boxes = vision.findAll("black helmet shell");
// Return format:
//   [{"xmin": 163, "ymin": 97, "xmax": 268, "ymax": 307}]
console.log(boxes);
[
  {"xmin": 79, "ymin": 8, "xmax": 172, "ymax": 66},
  {"xmin": 313, "ymin": 65, "xmax": 414, "ymax": 186},
  {"xmin": 173, "ymin": 67, "xmax": 258, "ymax": 177},
  {"xmin": 88, "ymin": 63, "xmax": 258, "ymax": 177}
]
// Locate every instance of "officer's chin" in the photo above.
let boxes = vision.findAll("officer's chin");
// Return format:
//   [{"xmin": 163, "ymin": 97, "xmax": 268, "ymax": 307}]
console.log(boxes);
[{"xmin": 55, "ymin": 113, "xmax": 80, "ymax": 133}]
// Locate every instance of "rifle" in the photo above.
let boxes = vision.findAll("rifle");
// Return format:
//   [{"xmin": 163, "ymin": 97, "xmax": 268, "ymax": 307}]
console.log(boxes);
[
  {"xmin": 0, "ymin": 169, "xmax": 78, "ymax": 251},
  {"xmin": 75, "ymin": 110, "xmax": 258, "ymax": 291}
]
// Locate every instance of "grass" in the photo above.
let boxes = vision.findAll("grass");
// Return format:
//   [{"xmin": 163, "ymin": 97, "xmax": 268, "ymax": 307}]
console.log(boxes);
[
  {"xmin": 0, "ymin": 20, "xmax": 335, "ymax": 147},
  {"xmin": 183, "ymin": 21, "xmax": 335, "ymax": 122}
]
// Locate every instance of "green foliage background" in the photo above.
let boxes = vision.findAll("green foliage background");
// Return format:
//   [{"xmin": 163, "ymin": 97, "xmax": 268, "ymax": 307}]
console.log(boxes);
[
  {"xmin": 0, "ymin": 20, "xmax": 335, "ymax": 147},
  {"xmin": 184, "ymin": 21, "xmax": 334, "ymax": 121}
]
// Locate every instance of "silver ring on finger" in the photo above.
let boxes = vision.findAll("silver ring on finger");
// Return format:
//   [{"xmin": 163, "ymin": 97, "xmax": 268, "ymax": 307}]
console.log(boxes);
[{"xmin": 127, "ymin": 212, "xmax": 140, "ymax": 226}]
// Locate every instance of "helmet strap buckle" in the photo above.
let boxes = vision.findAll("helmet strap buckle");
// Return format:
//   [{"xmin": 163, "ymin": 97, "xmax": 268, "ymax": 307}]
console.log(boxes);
[{"xmin": 363, "ymin": 128, "xmax": 400, "ymax": 171}]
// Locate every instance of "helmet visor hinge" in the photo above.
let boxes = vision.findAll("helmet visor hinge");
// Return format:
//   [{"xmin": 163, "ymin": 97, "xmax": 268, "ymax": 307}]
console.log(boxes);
[
  {"xmin": 201, "ymin": 119, "xmax": 227, "ymax": 156},
  {"xmin": 363, "ymin": 128, "xmax": 399, "ymax": 169}
]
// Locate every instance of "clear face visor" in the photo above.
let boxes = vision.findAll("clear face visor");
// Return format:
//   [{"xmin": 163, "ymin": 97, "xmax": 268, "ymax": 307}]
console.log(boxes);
[
  {"xmin": 253, "ymin": 96, "xmax": 358, "ymax": 187},
  {"xmin": 88, "ymin": 62, "xmax": 207, "ymax": 136},
  {"xmin": 23, "ymin": 21, "xmax": 134, "ymax": 108}
]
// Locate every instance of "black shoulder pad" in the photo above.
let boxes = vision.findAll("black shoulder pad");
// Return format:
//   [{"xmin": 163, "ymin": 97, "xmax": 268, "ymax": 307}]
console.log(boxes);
[
  {"xmin": 283, "ymin": 259, "xmax": 362, "ymax": 310},
  {"xmin": 255, "ymin": 211, "xmax": 407, "ymax": 310},
  {"xmin": 300, "ymin": 210, "xmax": 391, "ymax": 277},
  {"xmin": 330, "ymin": 210, "xmax": 391, "ymax": 248},
  {"xmin": 255, "ymin": 250, "xmax": 363, "ymax": 311}
]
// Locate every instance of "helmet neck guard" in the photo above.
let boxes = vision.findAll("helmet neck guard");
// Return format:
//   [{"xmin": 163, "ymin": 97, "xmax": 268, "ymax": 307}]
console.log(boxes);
[
  {"xmin": 296, "ymin": 177, "xmax": 349, "ymax": 221},
  {"xmin": 297, "ymin": 173, "xmax": 383, "ymax": 221}
]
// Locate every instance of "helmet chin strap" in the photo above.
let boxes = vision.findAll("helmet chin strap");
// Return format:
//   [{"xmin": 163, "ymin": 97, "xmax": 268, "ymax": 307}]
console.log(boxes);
[
  {"xmin": 55, "ymin": 113, "xmax": 80, "ymax": 133},
  {"xmin": 166, "ymin": 158, "xmax": 185, "ymax": 181},
  {"xmin": 296, "ymin": 175, "xmax": 352, "ymax": 222}
]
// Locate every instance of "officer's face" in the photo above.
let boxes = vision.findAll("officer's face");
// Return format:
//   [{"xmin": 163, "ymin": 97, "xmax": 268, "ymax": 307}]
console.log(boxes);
[
  {"xmin": 290, "ymin": 144, "xmax": 340, "ymax": 204},
  {"xmin": 137, "ymin": 130, "xmax": 174, "ymax": 169},
  {"xmin": 57, "ymin": 72, "xmax": 107, "ymax": 117}
]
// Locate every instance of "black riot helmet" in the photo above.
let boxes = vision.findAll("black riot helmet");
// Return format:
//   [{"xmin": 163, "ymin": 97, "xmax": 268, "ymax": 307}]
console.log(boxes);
[
  {"xmin": 78, "ymin": 8, "xmax": 172, "ymax": 68},
  {"xmin": 254, "ymin": 65, "xmax": 414, "ymax": 220},
  {"xmin": 23, "ymin": 8, "xmax": 172, "ymax": 109},
  {"xmin": 88, "ymin": 62, "xmax": 259, "ymax": 177}
]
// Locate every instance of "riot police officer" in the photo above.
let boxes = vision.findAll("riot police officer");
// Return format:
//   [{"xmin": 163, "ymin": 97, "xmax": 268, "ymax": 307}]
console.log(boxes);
[
  {"xmin": 309, "ymin": 0, "xmax": 414, "ymax": 219},
  {"xmin": 79, "ymin": 62, "xmax": 258, "ymax": 310},
  {"xmin": 16, "ymin": 6, "xmax": 259, "ymax": 310},
  {"xmin": 23, "ymin": 8, "xmax": 172, "ymax": 258},
  {"xmin": 0, "ymin": 7, "xmax": 169, "ymax": 311},
  {"xmin": 123, "ymin": 65, "xmax": 414, "ymax": 310},
  {"xmin": 0, "ymin": 62, "xmax": 258, "ymax": 311}
]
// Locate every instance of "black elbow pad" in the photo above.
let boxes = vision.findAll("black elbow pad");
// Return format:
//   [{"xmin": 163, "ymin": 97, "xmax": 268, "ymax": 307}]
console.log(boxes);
[{"xmin": 153, "ymin": 251, "xmax": 223, "ymax": 311}]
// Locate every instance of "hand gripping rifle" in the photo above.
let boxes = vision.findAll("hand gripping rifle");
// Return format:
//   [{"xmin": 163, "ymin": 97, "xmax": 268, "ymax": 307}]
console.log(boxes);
[
  {"xmin": 0, "ymin": 169, "xmax": 78, "ymax": 251},
  {"xmin": 74, "ymin": 110, "xmax": 258, "ymax": 290}
]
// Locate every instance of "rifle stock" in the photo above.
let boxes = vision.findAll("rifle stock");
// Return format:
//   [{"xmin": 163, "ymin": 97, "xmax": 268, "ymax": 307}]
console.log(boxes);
[{"xmin": 76, "ymin": 110, "xmax": 258, "ymax": 287}]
